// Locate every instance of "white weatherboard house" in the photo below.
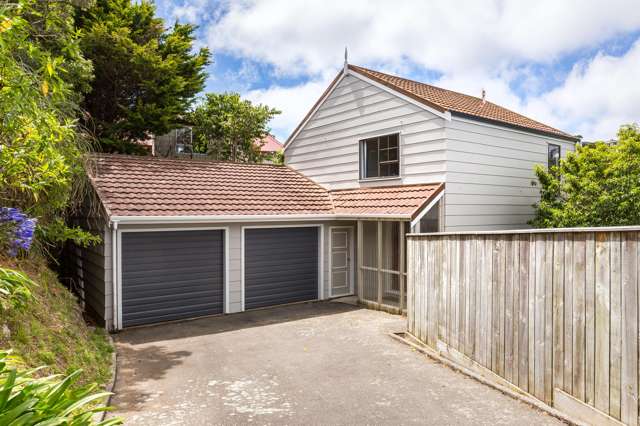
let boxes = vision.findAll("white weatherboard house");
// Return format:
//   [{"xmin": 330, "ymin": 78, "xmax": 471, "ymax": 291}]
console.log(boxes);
[{"xmin": 68, "ymin": 63, "xmax": 578, "ymax": 331}]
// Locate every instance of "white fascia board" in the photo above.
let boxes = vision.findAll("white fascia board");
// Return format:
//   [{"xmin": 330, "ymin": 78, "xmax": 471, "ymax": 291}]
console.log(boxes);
[
  {"xmin": 110, "ymin": 213, "xmax": 412, "ymax": 225},
  {"xmin": 283, "ymin": 71, "xmax": 347, "ymax": 151},
  {"xmin": 347, "ymin": 70, "xmax": 452, "ymax": 121}
]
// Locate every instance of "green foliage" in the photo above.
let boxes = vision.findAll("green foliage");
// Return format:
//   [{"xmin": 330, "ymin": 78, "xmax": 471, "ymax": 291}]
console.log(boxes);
[
  {"xmin": 36, "ymin": 219, "xmax": 101, "ymax": 249},
  {"xmin": 269, "ymin": 150, "xmax": 285, "ymax": 165},
  {"xmin": 531, "ymin": 124, "xmax": 640, "ymax": 228},
  {"xmin": 0, "ymin": 1, "xmax": 86, "ymax": 218},
  {"xmin": 76, "ymin": 0, "xmax": 210, "ymax": 150},
  {"xmin": 0, "ymin": 350, "xmax": 122, "ymax": 425},
  {"xmin": 0, "ymin": 256, "xmax": 114, "ymax": 390},
  {"xmin": 190, "ymin": 92, "xmax": 281, "ymax": 162},
  {"xmin": 0, "ymin": 268, "xmax": 35, "ymax": 311}
]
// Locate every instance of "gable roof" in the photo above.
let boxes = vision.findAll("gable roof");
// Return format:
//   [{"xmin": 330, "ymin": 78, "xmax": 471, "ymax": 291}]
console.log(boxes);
[
  {"xmin": 88, "ymin": 154, "xmax": 334, "ymax": 217},
  {"xmin": 285, "ymin": 64, "xmax": 578, "ymax": 147},
  {"xmin": 87, "ymin": 154, "xmax": 443, "ymax": 221},
  {"xmin": 348, "ymin": 65, "xmax": 577, "ymax": 141},
  {"xmin": 331, "ymin": 183, "xmax": 443, "ymax": 219}
]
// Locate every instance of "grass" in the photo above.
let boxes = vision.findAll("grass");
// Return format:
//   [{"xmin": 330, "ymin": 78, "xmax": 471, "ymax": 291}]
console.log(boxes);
[{"xmin": 0, "ymin": 253, "xmax": 113, "ymax": 388}]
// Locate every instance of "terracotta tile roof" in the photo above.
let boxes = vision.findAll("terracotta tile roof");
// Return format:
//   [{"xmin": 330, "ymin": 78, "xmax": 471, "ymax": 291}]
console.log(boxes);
[
  {"xmin": 330, "ymin": 183, "xmax": 443, "ymax": 219},
  {"xmin": 88, "ymin": 154, "xmax": 334, "ymax": 217},
  {"xmin": 348, "ymin": 65, "xmax": 577, "ymax": 141}
]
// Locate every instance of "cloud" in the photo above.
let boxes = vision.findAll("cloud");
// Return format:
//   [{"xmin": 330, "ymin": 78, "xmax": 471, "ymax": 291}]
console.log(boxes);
[
  {"xmin": 523, "ymin": 39, "xmax": 640, "ymax": 140},
  {"xmin": 207, "ymin": 0, "xmax": 640, "ymax": 77},
  {"xmin": 244, "ymin": 74, "xmax": 336, "ymax": 142}
]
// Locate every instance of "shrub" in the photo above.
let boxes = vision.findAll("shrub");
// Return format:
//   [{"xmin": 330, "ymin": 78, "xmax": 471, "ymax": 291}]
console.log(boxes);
[
  {"xmin": 0, "ymin": 208, "xmax": 37, "ymax": 258},
  {"xmin": 0, "ymin": 350, "xmax": 122, "ymax": 425},
  {"xmin": 0, "ymin": 268, "xmax": 35, "ymax": 311},
  {"xmin": 531, "ymin": 124, "xmax": 640, "ymax": 228}
]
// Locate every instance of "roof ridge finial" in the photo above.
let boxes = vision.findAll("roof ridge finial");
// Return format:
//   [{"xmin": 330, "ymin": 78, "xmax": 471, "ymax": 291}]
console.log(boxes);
[{"xmin": 343, "ymin": 46, "xmax": 348, "ymax": 72}]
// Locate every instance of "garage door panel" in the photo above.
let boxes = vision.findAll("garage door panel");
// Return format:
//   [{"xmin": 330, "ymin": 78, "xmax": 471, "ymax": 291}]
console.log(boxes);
[
  {"xmin": 121, "ymin": 251, "xmax": 225, "ymax": 267},
  {"xmin": 123, "ymin": 263, "xmax": 219, "ymax": 279},
  {"xmin": 121, "ymin": 230, "xmax": 224, "ymax": 327},
  {"xmin": 124, "ymin": 292, "xmax": 222, "ymax": 310},
  {"xmin": 244, "ymin": 227, "xmax": 319, "ymax": 310},
  {"xmin": 124, "ymin": 305, "xmax": 219, "ymax": 327},
  {"xmin": 244, "ymin": 257, "xmax": 318, "ymax": 270},
  {"xmin": 124, "ymin": 283, "xmax": 222, "ymax": 299}
]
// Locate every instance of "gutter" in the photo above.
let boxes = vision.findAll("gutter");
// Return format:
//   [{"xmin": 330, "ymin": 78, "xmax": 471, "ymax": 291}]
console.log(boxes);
[{"xmin": 109, "ymin": 213, "xmax": 413, "ymax": 225}]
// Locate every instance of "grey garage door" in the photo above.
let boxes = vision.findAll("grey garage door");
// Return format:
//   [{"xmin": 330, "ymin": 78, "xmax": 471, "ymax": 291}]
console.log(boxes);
[
  {"xmin": 121, "ymin": 230, "xmax": 224, "ymax": 327},
  {"xmin": 244, "ymin": 227, "xmax": 319, "ymax": 309}
]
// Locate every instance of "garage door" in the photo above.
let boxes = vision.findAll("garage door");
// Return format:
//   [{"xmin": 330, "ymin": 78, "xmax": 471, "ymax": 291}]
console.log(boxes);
[
  {"xmin": 121, "ymin": 230, "xmax": 224, "ymax": 327},
  {"xmin": 244, "ymin": 227, "xmax": 319, "ymax": 309}
]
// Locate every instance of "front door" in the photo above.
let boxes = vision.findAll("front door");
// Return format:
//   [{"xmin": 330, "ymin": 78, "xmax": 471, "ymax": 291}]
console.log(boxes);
[{"xmin": 330, "ymin": 227, "xmax": 353, "ymax": 297}]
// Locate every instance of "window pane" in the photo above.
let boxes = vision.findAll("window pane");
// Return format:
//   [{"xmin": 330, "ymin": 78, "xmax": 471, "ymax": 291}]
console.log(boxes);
[
  {"xmin": 365, "ymin": 140, "xmax": 379, "ymax": 178},
  {"xmin": 419, "ymin": 199, "xmax": 440, "ymax": 232},
  {"xmin": 379, "ymin": 135, "xmax": 388, "ymax": 150},
  {"xmin": 381, "ymin": 162, "xmax": 399, "ymax": 177},
  {"xmin": 379, "ymin": 147, "xmax": 389, "ymax": 162},
  {"xmin": 388, "ymin": 145, "xmax": 398, "ymax": 161},
  {"xmin": 548, "ymin": 144, "xmax": 560, "ymax": 169},
  {"xmin": 388, "ymin": 133, "xmax": 398, "ymax": 148}
]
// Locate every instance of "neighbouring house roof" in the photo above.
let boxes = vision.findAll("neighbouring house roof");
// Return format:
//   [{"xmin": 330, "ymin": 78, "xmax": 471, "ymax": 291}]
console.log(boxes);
[
  {"xmin": 88, "ymin": 154, "xmax": 334, "ymax": 217},
  {"xmin": 330, "ymin": 184, "xmax": 443, "ymax": 219},
  {"xmin": 87, "ymin": 154, "xmax": 443, "ymax": 221},
  {"xmin": 286, "ymin": 64, "xmax": 578, "ymax": 146},
  {"xmin": 256, "ymin": 134, "xmax": 282, "ymax": 153}
]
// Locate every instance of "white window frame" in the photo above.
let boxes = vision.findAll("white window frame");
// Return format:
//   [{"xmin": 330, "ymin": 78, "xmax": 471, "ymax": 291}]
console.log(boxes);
[
  {"xmin": 240, "ymin": 224, "xmax": 325, "ymax": 312},
  {"xmin": 113, "ymin": 226, "xmax": 230, "ymax": 331},
  {"xmin": 359, "ymin": 132, "xmax": 402, "ymax": 181}
]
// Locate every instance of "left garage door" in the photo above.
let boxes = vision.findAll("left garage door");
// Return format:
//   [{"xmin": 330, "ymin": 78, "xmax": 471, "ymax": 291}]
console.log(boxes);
[{"xmin": 121, "ymin": 230, "xmax": 224, "ymax": 327}]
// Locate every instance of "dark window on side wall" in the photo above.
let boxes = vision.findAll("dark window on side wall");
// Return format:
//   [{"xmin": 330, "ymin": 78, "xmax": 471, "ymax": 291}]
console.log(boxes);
[
  {"xmin": 548, "ymin": 144, "xmax": 561, "ymax": 169},
  {"xmin": 360, "ymin": 133, "xmax": 399, "ymax": 179}
]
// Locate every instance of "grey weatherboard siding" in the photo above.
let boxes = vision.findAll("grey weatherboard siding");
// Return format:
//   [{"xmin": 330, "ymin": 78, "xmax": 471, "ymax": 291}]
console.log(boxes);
[
  {"xmin": 121, "ymin": 230, "xmax": 224, "ymax": 327},
  {"xmin": 244, "ymin": 227, "xmax": 319, "ymax": 309}
]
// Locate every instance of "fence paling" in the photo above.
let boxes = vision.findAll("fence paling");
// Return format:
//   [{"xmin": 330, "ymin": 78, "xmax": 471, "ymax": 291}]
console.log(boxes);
[{"xmin": 407, "ymin": 229, "xmax": 640, "ymax": 425}]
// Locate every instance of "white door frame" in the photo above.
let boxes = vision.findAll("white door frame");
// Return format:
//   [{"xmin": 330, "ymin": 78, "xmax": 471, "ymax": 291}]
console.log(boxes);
[
  {"xmin": 240, "ymin": 224, "xmax": 325, "ymax": 312},
  {"xmin": 328, "ymin": 226, "xmax": 355, "ymax": 298},
  {"xmin": 113, "ymin": 226, "xmax": 230, "ymax": 330}
]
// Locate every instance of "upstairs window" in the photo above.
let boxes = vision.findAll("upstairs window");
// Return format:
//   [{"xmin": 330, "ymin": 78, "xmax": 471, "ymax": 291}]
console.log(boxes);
[
  {"xmin": 360, "ymin": 133, "xmax": 399, "ymax": 179},
  {"xmin": 548, "ymin": 144, "xmax": 561, "ymax": 169}
]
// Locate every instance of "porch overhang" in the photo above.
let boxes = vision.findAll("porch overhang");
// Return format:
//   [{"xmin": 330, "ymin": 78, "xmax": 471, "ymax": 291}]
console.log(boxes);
[{"xmin": 329, "ymin": 183, "xmax": 444, "ymax": 222}]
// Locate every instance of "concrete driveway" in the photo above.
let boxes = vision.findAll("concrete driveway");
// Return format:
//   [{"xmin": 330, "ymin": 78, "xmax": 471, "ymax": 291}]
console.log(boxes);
[{"xmin": 109, "ymin": 301, "xmax": 562, "ymax": 425}]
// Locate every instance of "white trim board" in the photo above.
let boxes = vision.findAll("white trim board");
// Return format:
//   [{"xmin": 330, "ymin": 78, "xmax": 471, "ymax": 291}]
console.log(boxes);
[
  {"xmin": 240, "ymin": 224, "xmax": 325, "ymax": 312},
  {"xmin": 113, "ymin": 226, "xmax": 230, "ymax": 330},
  {"xmin": 110, "ymin": 213, "xmax": 411, "ymax": 225}
]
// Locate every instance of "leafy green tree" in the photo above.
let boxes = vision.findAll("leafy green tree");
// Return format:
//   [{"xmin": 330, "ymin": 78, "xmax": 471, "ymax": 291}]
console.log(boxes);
[
  {"xmin": 531, "ymin": 124, "xmax": 640, "ymax": 228},
  {"xmin": 0, "ymin": 1, "xmax": 97, "ymax": 252},
  {"xmin": 75, "ymin": 0, "xmax": 210, "ymax": 152},
  {"xmin": 190, "ymin": 93, "xmax": 280, "ymax": 162}
]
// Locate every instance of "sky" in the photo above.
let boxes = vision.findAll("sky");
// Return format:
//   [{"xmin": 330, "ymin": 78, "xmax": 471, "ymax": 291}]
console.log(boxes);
[{"xmin": 155, "ymin": 0, "xmax": 640, "ymax": 143}]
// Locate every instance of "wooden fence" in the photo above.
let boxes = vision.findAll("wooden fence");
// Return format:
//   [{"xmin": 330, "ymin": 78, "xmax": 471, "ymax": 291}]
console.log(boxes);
[{"xmin": 407, "ymin": 228, "xmax": 640, "ymax": 425}]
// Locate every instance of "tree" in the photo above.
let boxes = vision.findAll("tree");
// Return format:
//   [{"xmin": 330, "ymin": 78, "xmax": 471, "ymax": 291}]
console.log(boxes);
[
  {"xmin": 0, "ymin": 0, "xmax": 85, "ymax": 217},
  {"xmin": 75, "ymin": 0, "xmax": 210, "ymax": 152},
  {"xmin": 190, "ymin": 93, "xmax": 280, "ymax": 162},
  {"xmin": 530, "ymin": 124, "xmax": 640, "ymax": 228}
]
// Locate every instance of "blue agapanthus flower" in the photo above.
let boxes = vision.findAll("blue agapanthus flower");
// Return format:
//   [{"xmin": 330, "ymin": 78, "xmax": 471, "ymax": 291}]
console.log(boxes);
[{"xmin": 0, "ymin": 207, "xmax": 37, "ymax": 257}]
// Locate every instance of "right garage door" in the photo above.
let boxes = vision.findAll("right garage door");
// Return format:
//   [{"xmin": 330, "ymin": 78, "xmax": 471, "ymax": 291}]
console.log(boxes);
[{"xmin": 244, "ymin": 227, "xmax": 319, "ymax": 309}]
